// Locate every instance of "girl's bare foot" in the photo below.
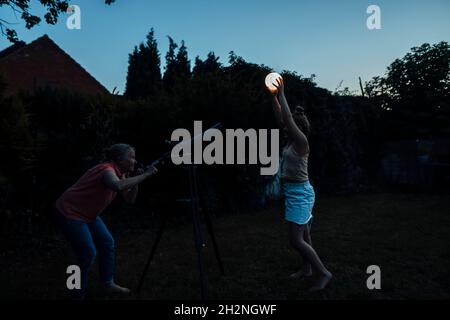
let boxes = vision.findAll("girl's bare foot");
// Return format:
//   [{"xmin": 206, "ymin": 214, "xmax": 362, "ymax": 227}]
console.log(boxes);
[
  {"xmin": 288, "ymin": 267, "xmax": 313, "ymax": 279},
  {"xmin": 308, "ymin": 272, "xmax": 332, "ymax": 292}
]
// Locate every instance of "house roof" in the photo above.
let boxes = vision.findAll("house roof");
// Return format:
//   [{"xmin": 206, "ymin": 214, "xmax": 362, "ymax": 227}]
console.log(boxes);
[
  {"xmin": 0, "ymin": 35, "xmax": 109, "ymax": 95},
  {"xmin": 0, "ymin": 41, "xmax": 26, "ymax": 59}
]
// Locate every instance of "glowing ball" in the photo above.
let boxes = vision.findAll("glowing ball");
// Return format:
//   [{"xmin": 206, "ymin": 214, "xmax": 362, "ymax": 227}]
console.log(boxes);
[{"xmin": 265, "ymin": 72, "xmax": 282, "ymax": 94}]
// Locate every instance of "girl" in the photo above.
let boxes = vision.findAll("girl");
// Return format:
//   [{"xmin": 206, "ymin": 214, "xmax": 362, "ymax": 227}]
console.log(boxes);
[{"xmin": 270, "ymin": 77, "xmax": 332, "ymax": 291}]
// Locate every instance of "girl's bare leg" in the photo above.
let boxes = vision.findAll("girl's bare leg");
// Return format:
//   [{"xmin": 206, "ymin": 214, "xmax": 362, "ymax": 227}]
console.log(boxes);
[
  {"xmin": 289, "ymin": 222, "xmax": 313, "ymax": 278},
  {"xmin": 288, "ymin": 222, "xmax": 332, "ymax": 291}
]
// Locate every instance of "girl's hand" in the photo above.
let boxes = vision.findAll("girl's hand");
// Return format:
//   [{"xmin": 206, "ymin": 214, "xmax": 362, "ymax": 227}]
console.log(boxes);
[
  {"xmin": 273, "ymin": 77, "xmax": 285, "ymax": 96},
  {"xmin": 265, "ymin": 83, "xmax": 278, "ymax": 96}
]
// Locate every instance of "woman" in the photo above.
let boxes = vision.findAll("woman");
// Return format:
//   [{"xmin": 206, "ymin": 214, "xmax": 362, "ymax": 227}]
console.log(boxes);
[
  {"xmin": 55, "ymin": 143, "xmax": 158, "ymax": 299},
  {"xmin": 270, "ymin": 77, "xmax": 332, "ymax": 292}
]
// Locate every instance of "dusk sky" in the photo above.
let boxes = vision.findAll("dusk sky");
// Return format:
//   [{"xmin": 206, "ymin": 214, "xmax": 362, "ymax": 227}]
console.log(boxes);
[{"xmin": 1, "ymin": 0, "xmax": 449, "ymax": 94}]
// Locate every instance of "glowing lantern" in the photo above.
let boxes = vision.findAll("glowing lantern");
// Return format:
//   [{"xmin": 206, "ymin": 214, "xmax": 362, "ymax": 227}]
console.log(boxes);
[{"xmin": 265, "ymin": 72, "xmax": 282, "ymax": 94}]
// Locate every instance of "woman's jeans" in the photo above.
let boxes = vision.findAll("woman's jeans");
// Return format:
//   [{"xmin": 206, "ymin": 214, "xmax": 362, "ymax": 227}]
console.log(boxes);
[{"xmin": 55, "ymin": 211, "xmax": 115, "ymax": 299}]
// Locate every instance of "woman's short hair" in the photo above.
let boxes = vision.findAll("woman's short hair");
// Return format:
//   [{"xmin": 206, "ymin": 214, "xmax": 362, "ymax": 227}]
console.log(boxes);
[{"xmin": 104, "ymin": 143, "xmax": 134, "ymax": 162}]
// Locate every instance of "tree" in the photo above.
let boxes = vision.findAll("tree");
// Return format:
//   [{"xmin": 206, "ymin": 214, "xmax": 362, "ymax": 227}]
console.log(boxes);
[
  {"xmin": 366, "ymin": 42, "xmax": 449, "ymax": 105},
  {"xmin": 193, "ymin": 52, "xmax": 222, "ymax": 76},
  {"xmin": 162, "ymin": 36, "xmax": 178, "ymax": 91},
  {"xmin": 387, "ymin": 42, "xmax": 449, "ymax": 103},
  {"xmin": 365, "ymin": 41, "xmax": 450, "ymax": 138},
  {"xmin": 162, "ymin": 37, "xmax": 191, "ymax": 92},
  {"xmin": 124, "ymin": 28, "xmax": 162, "ymax": 99},
  {"xmin": 0, "ymin": 94, "xmax": 34, "ymax": 180},
  {"xmin": 174, "ymin": 40, "xmax": 191, "ymax": 80},
  {"xmin": 0, "ymin": 0, "xmax": 115, "ymax": 43}
]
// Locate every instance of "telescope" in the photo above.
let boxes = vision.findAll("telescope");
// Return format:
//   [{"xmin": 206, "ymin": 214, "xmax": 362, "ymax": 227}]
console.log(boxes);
[
  {"xmin": 136, "ymin": 122, "xmax": 225, "ymax": 299},
  {"xmin": 145, "ymin": 122, "xmax": 223, "ymax": 169}
]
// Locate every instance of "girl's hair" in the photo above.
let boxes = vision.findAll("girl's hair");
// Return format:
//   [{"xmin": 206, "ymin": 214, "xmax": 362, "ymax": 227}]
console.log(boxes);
[
  {"xmin": 104, "ymin": 143, "xmax": 134, "ymax": 162},
  {"xmin": 293, "ymin": 106, "xmax": 311, "ymax": 137}
]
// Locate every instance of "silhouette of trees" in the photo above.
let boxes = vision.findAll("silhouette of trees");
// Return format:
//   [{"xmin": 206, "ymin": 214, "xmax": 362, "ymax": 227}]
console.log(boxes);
[
  {"xmin": 193, "ymin": 52, "xmax": 222, "ymax": 76},
  {"xmin": 0, "ymin": 0, "xmax": 114, "ymax": 43},
  {"xmin": 125, "ymin": 29, "xmax": 162, "ymax": 99},
  {"xmin": 1, "ymin": 32, "xmax": 448, "ymax": 233},
  {"xmin": 365, "ymin": 41, "xmax": 450, "ymax": 139}
]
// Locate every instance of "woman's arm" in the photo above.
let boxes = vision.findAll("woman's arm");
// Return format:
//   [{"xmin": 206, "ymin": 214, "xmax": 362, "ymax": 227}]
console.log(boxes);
[
  {"xmin": 102, "ymin": 166, "xmax": 157, "ymax": 193},
  {"xmin": 122, "ymin": 185, "xmax": 139, "ymax": 204},
  {"xmin": 121, "ymin": 167, "xmax": 148, "ymax": 203},
  {"xmin": 274, "ymin": 78, "xmax": 309, "ymax": 155}
]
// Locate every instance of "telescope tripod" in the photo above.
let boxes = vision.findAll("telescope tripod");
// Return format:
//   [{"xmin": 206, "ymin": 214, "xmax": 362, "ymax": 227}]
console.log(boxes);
[{"xmin": 136, "ymin": 164, "xmax": 225, "ymax": 299}]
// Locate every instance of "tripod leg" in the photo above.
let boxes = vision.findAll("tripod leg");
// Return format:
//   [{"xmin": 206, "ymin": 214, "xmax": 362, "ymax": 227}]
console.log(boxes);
[
  {"xmin": 203, "ymin": 209, "xmax": 225, "ymax": 275},
  {"xmin": 196, "ymin": 173, "xmax": 226, "ymax": 276},
  {"xmin": 193, "ymin": 211, "xmax": 208, "ymax": 300},
  {"xmin": 189, "ymin": 166, "xmax": 208, "ymax": 300},
  {"xmin": 136, "ymin": 215, "xmax": 167, "ymax": 293}
]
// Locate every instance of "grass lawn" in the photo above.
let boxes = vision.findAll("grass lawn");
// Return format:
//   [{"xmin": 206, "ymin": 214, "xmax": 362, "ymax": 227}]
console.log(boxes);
[{"xmin": 1, "ymin": 192, "xmax": 449, "ymax": 300}]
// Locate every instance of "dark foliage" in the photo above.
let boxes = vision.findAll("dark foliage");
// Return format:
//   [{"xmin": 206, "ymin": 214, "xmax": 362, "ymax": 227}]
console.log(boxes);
[
  {"xmin": 365, "ymin": 41, "xmax": 450, "ymax": 140},
  {"xmin": 0, "ymin": 0, "xmax": 114, "ymax": 43},
  {"xmin": 1, "ymin": 35, "xmax": 447, "ymax": 247}
]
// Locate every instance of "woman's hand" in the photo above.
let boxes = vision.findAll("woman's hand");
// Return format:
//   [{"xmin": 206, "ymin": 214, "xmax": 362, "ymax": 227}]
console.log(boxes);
[
  {"xmin": 134, "ymin": 168, "xmax": 144, "ymax": 176},
  {"xmin": 144, "ymin": 165, "xmax": 158, "ymax": 177}
]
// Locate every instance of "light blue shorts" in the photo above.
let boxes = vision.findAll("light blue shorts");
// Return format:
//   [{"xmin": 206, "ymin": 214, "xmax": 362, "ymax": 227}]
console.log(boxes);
[{"xmin": 283, "ymin": 180, "xmax": 315, "ymax": 225}]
